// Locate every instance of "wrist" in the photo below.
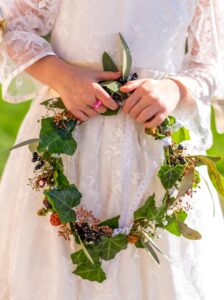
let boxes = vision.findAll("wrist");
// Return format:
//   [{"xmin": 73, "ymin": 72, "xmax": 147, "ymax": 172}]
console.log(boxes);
[
  {"xmin": 164, "ymin": 76, "xmax": 196, "ymax": 106},
  {"xmin": 25, "ymin": 55, "xmax": 74, "ymax": 94}
]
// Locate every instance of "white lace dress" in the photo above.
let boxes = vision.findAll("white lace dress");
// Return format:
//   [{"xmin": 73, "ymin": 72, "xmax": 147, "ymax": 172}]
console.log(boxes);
[{"xmin": 0, "ymin": 1, "xmax": 224, "ymax": 299}]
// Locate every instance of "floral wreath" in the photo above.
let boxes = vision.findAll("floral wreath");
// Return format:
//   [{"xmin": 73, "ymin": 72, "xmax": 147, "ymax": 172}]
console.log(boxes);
[{"xmin": 12, "ymin": 33, "xmax": 224, "ymax": 283}]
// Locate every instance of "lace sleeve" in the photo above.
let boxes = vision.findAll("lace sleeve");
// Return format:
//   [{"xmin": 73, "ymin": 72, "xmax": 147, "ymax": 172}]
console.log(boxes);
[
  {"xmin": 0, "ymin": 0, "xmax": 60, "ymax": 103},
  {"xmin": 168, "ymin": 0, "xmax": 222, "ymax": 151}
]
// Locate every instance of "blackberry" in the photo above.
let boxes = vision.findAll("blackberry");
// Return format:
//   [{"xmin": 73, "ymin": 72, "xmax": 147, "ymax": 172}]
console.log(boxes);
[
  {"xmin": 43, "ymin": 198, "xmax": 52, "ymax": 209},
  {"xmin": 118, "ymin": 76, "xmax": 128, "ymax": 84},
  {"xmin": 113, "ymin": 93, "xmax": 121, "ymax": 101},
  {"xmin": 103, "ymin": 86, "xmax": 112, "ymax": 95},
  {"xmin": 35, "ymin": 164, "xmax": 42, "ymax": 170},
  {"xmin": 131, "ymin": 72, "xmax": 138, "ymax": 80},
  {"xmin": 32, "ymin": 152, "xmax": 39, "ymax": 163},
  {"xmin": 178, "ymin": 156, "xmax": 186, "ymax": 165},
  {"xmin": 177, "ymin": 144, "xmax": 184, "ymax": 150}
]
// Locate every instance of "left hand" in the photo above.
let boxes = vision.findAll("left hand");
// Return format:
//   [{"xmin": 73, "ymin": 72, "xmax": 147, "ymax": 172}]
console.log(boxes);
[{"xmin": 120, "ymin": 78, "xmax": 182, "ymax": 129}]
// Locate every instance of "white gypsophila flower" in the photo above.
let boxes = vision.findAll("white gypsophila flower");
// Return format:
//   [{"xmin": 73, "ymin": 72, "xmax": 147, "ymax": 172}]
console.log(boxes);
[
  {"xmin": 112, "ymin": 224, "xmax": 133, "ymax": 237},
  {"xmin": 161, "ymin": 136, "xmax": 172, "ymax": 147}
]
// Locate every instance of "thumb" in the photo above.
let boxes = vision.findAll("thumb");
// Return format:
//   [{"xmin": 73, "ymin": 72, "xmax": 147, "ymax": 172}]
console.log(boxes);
[
  {"xmin": 98, "ymin": 70, "xmax": 121, "ymax": 81},
  {"xmin": 119, "ymin": 79, "xmax": 145, "ymax": 92}
]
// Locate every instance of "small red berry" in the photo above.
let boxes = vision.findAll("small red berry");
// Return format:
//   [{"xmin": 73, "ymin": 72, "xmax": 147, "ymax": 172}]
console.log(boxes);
[{"xmin": 50, "ymin": 212, "xmax": 62, "ymax": 226}]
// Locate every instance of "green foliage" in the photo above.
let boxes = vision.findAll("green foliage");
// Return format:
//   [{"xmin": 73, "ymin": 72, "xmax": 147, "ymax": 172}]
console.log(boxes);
[
  {"xmin": 158, "ymin": 165, "xmax": 184, "ymax": 190},
  {"xmin": 207, "ymin": 106, "xmax": 224, "ymax": 156},
  {"xmin": 97, "ymin": 234, "xmax": 128, "ymax": 261},
  {"xmin": 73, "ymin": 263, "xmax": 106, "ymax": 283},
  {"xmin": 172, "ymin": 127, "xmax": 190, "ymax": 144},
  {"xmin": 44, "ymin": 185, "xmax": 81, "ymax": 223},
  {"xmin": 99, "ymin": 216, "xmax": 120, "ymax": 228},
  {"xmin": 102, "ymin": 51, "xmax": 119, "ymax": 72},
  {"xmin": 38, "ymin": 117, "xmax": 77, "ymax": 155},
  {"xmin": 118, "ymin": 32, "xmax": 132, "ymax": 78},
  {"xmin": 194, "ymin": 155, "xmax": 224, "ymax": 199}
]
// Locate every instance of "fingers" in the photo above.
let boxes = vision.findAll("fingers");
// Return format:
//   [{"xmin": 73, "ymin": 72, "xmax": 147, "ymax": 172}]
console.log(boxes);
[
  {"xmin": 129, "ymin": 95, "xmax": 153, "ymax": 119},
  {"xmin": 119, "ymin": 79, "xmax": 146, "ymax": 93},
  {"xmin": 135, "ymin": 105, "xmax": 158, "ymax": 124},
  {"xmin": 97, "ymin": 70, "xmax": 121, "ymax": 81},
  {"xmin": 122, "ymin": 88, "xmax": 142, "ymax": 113},
  {"xmin": 95, "ymin": 85, "xmax": 118, "ymax": 110},
  {"xmin": 72, "ymin": 110, "xmax": 89, "ymax": 122},
  {"xmin": 144, "ymin": 113, "xmax": 166, "ymax": 129},
  {"xmin": 82, "ymin": 106, "xmax": 98, "ymax": 117}
]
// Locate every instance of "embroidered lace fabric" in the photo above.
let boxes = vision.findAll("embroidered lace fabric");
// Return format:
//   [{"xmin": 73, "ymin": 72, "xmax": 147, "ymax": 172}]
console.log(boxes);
[{"xmin": 0, "ymin": 1, "xmax": 224, "ymax": 299}]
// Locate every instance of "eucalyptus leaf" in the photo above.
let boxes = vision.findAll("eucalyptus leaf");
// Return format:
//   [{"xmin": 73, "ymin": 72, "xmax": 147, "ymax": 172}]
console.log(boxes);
[
  {"xmin": 139, "ymin": 236, "xmax": 160, "ymax": 265},
  {"xmin": 176, "ymin": 167, "xmax": 195, "ymax": 199},
  {"xmin": 139, "ymin": 226, "xmax": 171, "ymax": 262},
  {"xmin": 28, "ymin": 141, "xmax": 40, "ymax": 153},
  {"xmin": 102, "ymin": 51, "xmax": 119, "ymax": 72},
  {"xmin": 118, "ymin": 32, "xmax": 132, "ymax": 78},
  {"xmin": 40, "ymin": 98, "xmax": 66, "ymax": 109},
  {"xmin": 10, "ymin": 138, "xmax": 40, "ymax": 151},
  {"xmin": 99, "ymin": 80, "xmax": 122, "ymax": 93},
  {"xmin": 216, "ymin": 158, "xmax": 224, "ymax": 177},
  {"xmin": 193, "ymin": 155, "xmax": 224, "ymax": 199},
  {"xmin": 178, "ymin": 222, "xmax": 202, "ymax": 240}
]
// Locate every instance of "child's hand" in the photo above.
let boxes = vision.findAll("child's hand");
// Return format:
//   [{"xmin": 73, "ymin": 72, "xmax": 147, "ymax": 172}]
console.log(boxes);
[
  {"xmin": 120, "ymin": 78, "xmax": 186, "ymax": 129},
  {"xmin": 25, "ymin": 56, "xmax": 121, "ymax": 121}
]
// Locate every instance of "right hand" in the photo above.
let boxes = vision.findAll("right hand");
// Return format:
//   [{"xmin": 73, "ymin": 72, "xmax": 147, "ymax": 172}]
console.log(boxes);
[{"xmin": 55, "ymin": 63, "xmax": 122, "ymax": 121}]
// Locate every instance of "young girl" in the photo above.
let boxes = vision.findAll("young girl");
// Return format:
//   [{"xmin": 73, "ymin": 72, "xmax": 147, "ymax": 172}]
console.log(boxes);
[{"xmin": 0, "ymin": 1, "xmax": 224, "ymax": 299}]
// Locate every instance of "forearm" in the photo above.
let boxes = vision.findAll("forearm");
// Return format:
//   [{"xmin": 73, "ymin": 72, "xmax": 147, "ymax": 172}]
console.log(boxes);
[{"xmin": 25, "ymin": 55, "xmax": 74, "ymax": 94}]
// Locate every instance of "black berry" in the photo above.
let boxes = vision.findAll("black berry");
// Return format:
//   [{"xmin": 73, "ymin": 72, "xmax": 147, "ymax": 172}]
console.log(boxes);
[
  {"xmin": 131, "ymin": 72, "xmax": 138, "ymax": 80},
  {"xmin": 177, "ymin": 144, "xmax": 184, "ymax": 150}
]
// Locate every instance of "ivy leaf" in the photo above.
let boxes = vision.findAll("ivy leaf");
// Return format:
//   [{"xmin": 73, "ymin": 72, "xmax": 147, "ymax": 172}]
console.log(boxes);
[
  {"xmin": 176, "ymin": 167, "xmax": 195, "ymax": 199},
  {"xmin": 37, "ymin": 117, "xmax": 77, "ymax": 155},
  {"xmin": 178, "ymin": 222, "xmax": 202, "ymax": 240},
  {"xmin": 102, "ymin": 51, "xmax": 119, "ymax": 72},
  {"xmin": 158, "ymin": 165, "xmax": 184, "ymax": 190},
  {"xmin": 134, "ymin": 194, "xmax": 156, "ymax": 221},
  {"xmin": 53, "ymin": 170, "xmax": 70, "ymax": 188},
  {"xmin": 44, "ymin": 184, "xmax": 81, "ymax": 223},
  {"xmin": 10, "ymin": 138, "xmax": 40, "ymax": 151},
  {"xmin": 71, "ymin": 245, "xmax": 100, "ymax": 266},
  {"xmin": 118, "ymin": 32, "xmax": 132, "ymax": 78},
  {"xmin": 135, "ymin": 239, "xmax": 144, "ymax": 248},
  {"xmin": 176, "ymin": 210, "xmax": 188, "ymax": 222},
  {"xmin": 98, "ymin": 216, "xmax": 120, "ymax": 229},
  {"xmin": 97, "ymin": 234, "xmax": 128, "ymax": 261},
  {"xmin": 73, "ymin": 264, "xmax": 106, "ymax": 283},
  {"xmin": 165, "ymin": 216, "xmax": 181, "ymax": 236},
  {"xmin": 160, "ymin": 116, "xmax": 176, "ymax": 132},
  {"xmin": 172, "ymin": 127, "xmax": 190, "ymax": 144}
]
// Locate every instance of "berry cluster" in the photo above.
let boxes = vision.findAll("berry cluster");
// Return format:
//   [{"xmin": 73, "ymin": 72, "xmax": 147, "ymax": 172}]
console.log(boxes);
[
  {"xmin": 101, "ymin": 72, "xmax": 138, "ymax": 106},
  {"xmin": 32, "ymin": 152, "xmax": 45, "ymax": 170},
  {"xmin": 74, "ymin": 222, "xmax": 104, "ymax": 244},
  {"xmin": 169, "ymin": 144, "xmax": 187, "ymax": 166}
]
